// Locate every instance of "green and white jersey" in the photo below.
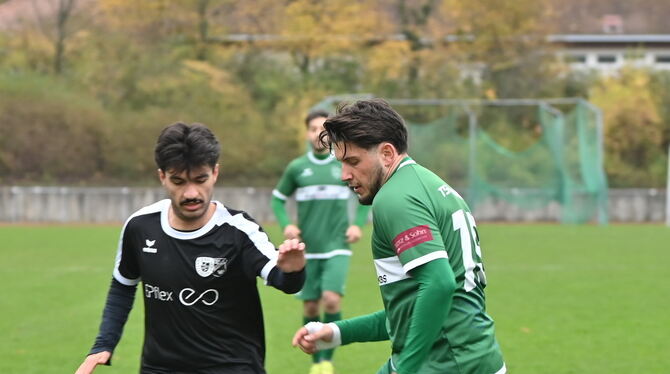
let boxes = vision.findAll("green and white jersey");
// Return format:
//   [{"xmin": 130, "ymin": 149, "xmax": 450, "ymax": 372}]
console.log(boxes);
[
  {"xmin": 273, "ymin": 151, "xmax": 352, "ymax": 258},
  {"xmin": 372, "ymin": 156, "xmax": 503, "ymax": 373}
]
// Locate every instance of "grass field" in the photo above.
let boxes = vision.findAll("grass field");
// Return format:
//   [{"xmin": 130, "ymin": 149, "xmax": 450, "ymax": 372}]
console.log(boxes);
[{"xmin": 1, "ymin": 223, "xmax": 669, "ymax": 374}]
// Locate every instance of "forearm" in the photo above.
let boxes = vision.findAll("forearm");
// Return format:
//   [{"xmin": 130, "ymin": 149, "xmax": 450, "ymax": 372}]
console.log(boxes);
[
  {"xmin": 334, "ymin": 309, "xmax": 389, "ymax": 345},
  {"xmin": 89, "ymin": 278, "xmax": 137, "ymax": 360},
  {"xmin": 266, "ymin": 267, "xmax": 305, "ymax": 294},
  {"xmin": 353, "ymin": 204, "xmax": 371, "ymax": 227},
  {"xmin": 270, "ymin": 196, "xmax": 291, "ymax": 229},
  {"xmin": 396, "ymin": 259, "xmax": 456, "ymax": 374}
]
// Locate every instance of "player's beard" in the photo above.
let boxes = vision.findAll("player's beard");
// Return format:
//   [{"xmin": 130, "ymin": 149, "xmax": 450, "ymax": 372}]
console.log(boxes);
[{"xmin": 358, "ymin": 162, "xmax": 384, "ymax": 205}]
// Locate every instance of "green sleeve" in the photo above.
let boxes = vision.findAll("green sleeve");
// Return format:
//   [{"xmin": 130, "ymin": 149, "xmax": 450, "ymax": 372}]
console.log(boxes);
[
  {"xmin": 395, "ymin": 258, "xmax": 456, "ymax": 374},
  {"xmin": 271, "ymin": 196, "xmax": 291, "ymax": 230},
  {"xmin": 334, "ymin": 309, "xmax": 389, "ymax": 345},
  {"xmin": 353, "ymin": 203, "xmax": 371, "ymax": 227},
  {"xmin": 272, "ymin": 162, "xmax": 298, "ymax": 230}
]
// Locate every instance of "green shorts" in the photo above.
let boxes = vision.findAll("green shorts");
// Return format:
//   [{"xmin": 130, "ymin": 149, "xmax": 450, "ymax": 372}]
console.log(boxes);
[
  {"xmin": 296, "ymin": 255, "xmax": 351, "ymax": 301},
  {"xmin": 377, "ymin": 347, "xmax": 507, "ymax": 374}
]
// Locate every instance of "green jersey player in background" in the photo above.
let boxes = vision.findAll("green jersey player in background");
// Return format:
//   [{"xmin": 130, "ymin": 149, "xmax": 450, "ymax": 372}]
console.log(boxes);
[
  {"xmin": 272, "ymin": 110, "xmax": 370, "ymax": 374},
  {"xmin": 292, "ymin": 99, "xmax": 506, "ymax": 374}
]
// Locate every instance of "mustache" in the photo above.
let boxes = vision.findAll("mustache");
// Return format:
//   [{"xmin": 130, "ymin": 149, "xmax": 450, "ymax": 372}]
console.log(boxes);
[{"xmin": 180, "ymin": 198, "xmax": 204, "ymax": 206}]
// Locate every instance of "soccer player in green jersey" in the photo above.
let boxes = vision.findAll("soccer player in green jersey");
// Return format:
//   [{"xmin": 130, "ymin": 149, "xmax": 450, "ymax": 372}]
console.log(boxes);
[
  {"xmin": 292, "ymin": 99, "xmax": 506, "ymax": 374},
  {"xmin": 272, "ymin": 110, "xmax": 370, "ymax": 374}
]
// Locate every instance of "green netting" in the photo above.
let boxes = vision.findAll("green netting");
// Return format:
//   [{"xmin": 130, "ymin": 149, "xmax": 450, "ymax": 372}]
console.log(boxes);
[{"xmin": 312, "ymin": 96, "xmax": 608, "ymax": 224}]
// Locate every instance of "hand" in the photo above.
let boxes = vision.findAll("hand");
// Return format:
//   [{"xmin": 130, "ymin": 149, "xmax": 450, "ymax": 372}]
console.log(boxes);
[
  {"xmin": 345, "ymin": 225, "xmax": 362, "ymax": 243},
  {"xmin": 291, "ymin": 323, "xmax": 334, "ymax": 354},
  {"xmin": 74, "ymin": 351, "xmax": 111, "ymax": 374},
  {"xmin": 284, "ymin": 224, "xmax": 301, "ymax": 240},
  {"xmin": 277, "ymin": 239, "xmax": 306, "ymax": 273}
]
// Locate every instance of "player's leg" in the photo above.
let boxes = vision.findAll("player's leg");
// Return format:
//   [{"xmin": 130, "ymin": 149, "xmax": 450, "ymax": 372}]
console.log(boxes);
[
  {"xmin": 319, "ymin": 255, "xmax": 351, "ymax": 374},
  {"xmin": 298, "ymin": 259, "xmax": 324, "ymax": 373}
]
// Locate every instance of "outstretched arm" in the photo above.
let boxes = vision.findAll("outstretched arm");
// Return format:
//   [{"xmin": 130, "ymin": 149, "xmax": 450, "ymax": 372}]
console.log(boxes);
[
  {"xmin": 266, "ymin": 239, "xmax": 306, "ymax": 294},
  {"xmin": 75, "ymin": 278, "xmax": 137, "ymax": 374},
  {"xmin": 292, "ymin": 309, "xmax": 389, "ymax": 354}
]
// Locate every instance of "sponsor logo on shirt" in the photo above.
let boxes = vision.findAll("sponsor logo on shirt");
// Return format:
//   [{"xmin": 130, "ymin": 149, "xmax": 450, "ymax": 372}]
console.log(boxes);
[
  {"xmin": 144, "ymin": 284, "xmax": 219, "ymax": 306},
  {"xmin": 142, "ymin": 239, "xmax": 157, "ymax": 253},
  {"xmin": 179, "ymin": 288, "xmax": 219, "ymax": 306},
  {"xmin": 195, "ymin": 257, "xmax": 228, "ymax": 277},
  {"xmin": 145, "ymin": 283, "xmax": 173, "ymax": 301},
  {"xmin": 300, "ymin": 168, "xmax": 314, "ymax": 178},
  {"xmin": 392, "ymin": 225, "xmax": 433, "ymax": 255}
]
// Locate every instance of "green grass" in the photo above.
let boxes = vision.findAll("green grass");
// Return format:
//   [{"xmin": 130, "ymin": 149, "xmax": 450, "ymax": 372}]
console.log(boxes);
[{"xmin": 1, "ymin": 224, "xmax": 669, "ymax": 374}]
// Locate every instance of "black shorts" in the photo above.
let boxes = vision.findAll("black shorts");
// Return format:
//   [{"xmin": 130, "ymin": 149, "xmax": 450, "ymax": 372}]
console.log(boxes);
[{"xmin": 141, "ymin": 363, "xmax": 265, "ymax": 374}]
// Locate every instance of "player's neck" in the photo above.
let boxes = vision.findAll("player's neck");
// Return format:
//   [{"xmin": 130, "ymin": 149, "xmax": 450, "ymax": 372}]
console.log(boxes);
[
  {"xmin": 310, "ymin": 149, "xmax": 330, "ymax": 158},
  {"xmin": 382, "ymin": 153, "xmax": 408, "ymax": 184}
]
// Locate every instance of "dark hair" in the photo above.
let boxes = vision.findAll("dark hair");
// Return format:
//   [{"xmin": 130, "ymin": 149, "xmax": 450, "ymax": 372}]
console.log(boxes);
[
  {"xmin": 304, "ymin": 109, "xmax": 330, "ymax": 127},
  {"xmin": 154, "ymin": 122, "xmax": 220, "ymax": 173},
  {"xmin": 320, "ymin": 98, "xmax": 408, "ymax": 155}
]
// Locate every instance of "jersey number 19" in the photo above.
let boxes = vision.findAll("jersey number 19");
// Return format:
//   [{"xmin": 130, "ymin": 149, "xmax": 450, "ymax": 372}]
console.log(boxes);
[{"xmin": 452, "ymin": 209, "xmax": 487, "ymax": 292}]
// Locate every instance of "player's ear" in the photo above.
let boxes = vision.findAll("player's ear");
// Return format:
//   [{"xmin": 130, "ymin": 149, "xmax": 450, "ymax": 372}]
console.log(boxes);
[
  {"xmin": 379, "ymin": 142, "xmax": 397, "ymax": 166},
  {"xmin": 212, "ymin": 164, "xmax": 220, "ymax": 181},
  {"xmin": 157, "ymin": 169, "xmax": 166, "ymax": 185}
]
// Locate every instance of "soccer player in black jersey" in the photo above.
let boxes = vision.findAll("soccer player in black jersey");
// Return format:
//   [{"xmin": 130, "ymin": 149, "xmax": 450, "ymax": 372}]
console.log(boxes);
[{"xmin": 75, "ymin": 122, "xmax": 306, "ymax": 374}]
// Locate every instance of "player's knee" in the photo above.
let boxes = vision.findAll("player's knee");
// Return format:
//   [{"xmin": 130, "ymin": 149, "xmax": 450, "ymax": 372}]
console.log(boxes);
[
  {"xmin": 304, "ymin": 301, "xmax": 320, "ymax": 317},
  {"xmin": 321, "ymin": 291, "xmax": 341, "ymax": 312}
]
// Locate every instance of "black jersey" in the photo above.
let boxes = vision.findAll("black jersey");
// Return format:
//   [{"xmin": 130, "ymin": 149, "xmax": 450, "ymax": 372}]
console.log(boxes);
[{"xmin": 113, "ymin": 199, "xmax": 282, "ymax": 373}]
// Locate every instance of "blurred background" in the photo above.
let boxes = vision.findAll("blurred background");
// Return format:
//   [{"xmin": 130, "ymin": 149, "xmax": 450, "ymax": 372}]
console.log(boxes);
[
  {"xmin": 1, "ymin": 1, "xmax": 669, "ymax": 373},
  {"xmin": 0, "ymin": 0, "xmax": 669, "ymax": 189}
]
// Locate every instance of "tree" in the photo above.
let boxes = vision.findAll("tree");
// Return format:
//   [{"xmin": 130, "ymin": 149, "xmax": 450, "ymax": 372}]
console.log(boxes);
[
  {"xmin": 591, "ymin": 69, "xmax": 666, "ymax": 187},
  {"xmin": 441, "ymin": 0, "xmax": 558, "ymax": 98},
  {"xmin": 31, "ymin": 0, "xmax": 87, "ymax": 74}
]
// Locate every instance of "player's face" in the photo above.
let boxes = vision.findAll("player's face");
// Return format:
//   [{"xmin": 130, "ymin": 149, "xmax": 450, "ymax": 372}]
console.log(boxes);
[
  {"xmin": 306, "ymin": 116, "xmax": 328, "ymax": 154},
  {"xmin": 159, "ymin": 164, "xmax": 219, "ymax": 226},
  {"xmin": 334, "ymin": 142, "xmax": 384, "ymax": 205}
]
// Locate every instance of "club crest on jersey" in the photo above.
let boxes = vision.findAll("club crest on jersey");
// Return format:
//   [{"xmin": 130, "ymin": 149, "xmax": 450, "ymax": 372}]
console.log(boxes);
[{"xmin": 195, "ymin": 257, "xmax": 228, "ymax": 277}]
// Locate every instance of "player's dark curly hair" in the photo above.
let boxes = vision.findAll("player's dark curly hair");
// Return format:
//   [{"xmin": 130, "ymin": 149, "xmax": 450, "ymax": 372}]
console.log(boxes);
[
  {"xmin": 319, "ymin": 98, "xmax": 408, "ymax": 157},
  {"xmin": 154, "ymin": 122, "xmax": 220, "ymax": 173}
]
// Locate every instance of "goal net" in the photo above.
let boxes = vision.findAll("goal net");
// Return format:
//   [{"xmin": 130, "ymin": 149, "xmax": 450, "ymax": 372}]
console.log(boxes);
[{"xmin": 312, "ymin": 95, "xmax": 608, "ymax": 224}]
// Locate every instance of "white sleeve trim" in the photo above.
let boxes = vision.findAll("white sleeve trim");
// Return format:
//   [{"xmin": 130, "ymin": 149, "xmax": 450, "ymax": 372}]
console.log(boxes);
[
  {"xmin": 113, "ymin": 268, "xmax": 140, "ymax": 286},
  {"xmin": 272, "ymin": 189, "xmax": 288, "ymax": 200},
  {"xmin": 260, "ymin": 258, "xmax": 278, "ymax": 284},
  {"xmin": 304, "ymin": 249, "xmax": 352, "ymax": 259},
  {"xmin": 402, "ymin": 251, "xmax": 448, "ymax": 273},
  {"xmin": 226, "ymin": 213, "xmax": 279, "ymax": 281},
  {"xmin": 112, "ymin": 200, "xmax": 166, "ymax": 284},
  {"xmin": 494, "ymin": 363, "xmax": 507, "ymax": 374}
]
